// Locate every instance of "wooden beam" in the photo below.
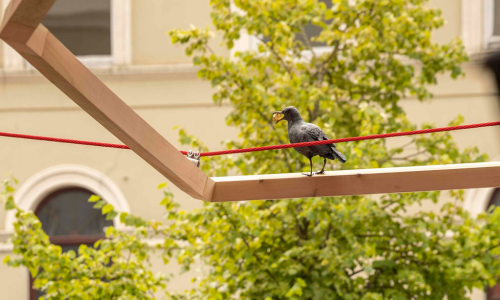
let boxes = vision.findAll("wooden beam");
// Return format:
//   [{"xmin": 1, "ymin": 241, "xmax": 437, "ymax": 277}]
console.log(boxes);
[
  {"xmin": 210, "ymin": 162, "xmax": 500, "ymax": 202},
  {"xmin": 0, "ymin": 0, "xmax": 215, "ymax": 201},
  {"xmin": 3, "ymin": 0, "xmax": 500, "ymax": 204}
]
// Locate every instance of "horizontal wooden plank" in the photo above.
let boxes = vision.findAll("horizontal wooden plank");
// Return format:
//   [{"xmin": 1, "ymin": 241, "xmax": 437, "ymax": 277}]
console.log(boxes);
[
  {"xmin": 210, "ymin": 162, "xmax": 500, "ymax": 202},
  {"xmin": 0, "ymin": 0, "xmax": 215, "ymax": 201}
]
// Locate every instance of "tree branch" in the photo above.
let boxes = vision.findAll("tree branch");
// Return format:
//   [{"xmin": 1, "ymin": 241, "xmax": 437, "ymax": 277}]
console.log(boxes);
[
  {"xmin": 300, "ymin": 25, "xmax": 317, "ymax": 60},
  {"xmin": 392, "ymin": 150, "xmax": 428, "ymax": 161},
  {"xmin": 256, "ymin": 36, "xmax": 295, "ymax": 78},
  {"xmin": 348, "ymin": 268, "xmax": 364, "ymax": 277}
]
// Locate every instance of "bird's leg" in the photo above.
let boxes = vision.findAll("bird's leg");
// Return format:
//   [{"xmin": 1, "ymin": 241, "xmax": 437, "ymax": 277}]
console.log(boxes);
[
  {"xmin": 302, "ymin": 158, "xmax": 314, "ymax": 176},
  {"xmin": 314, "ymin": 158, "xmax": 327, "ymax": 175}
]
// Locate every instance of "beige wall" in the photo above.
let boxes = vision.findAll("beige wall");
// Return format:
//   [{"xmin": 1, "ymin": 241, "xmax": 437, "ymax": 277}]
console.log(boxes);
[
  {"xmin": 428, "ymin": 0, "xmax": 462, "ymax": 43},
  {"xmin": 404, "ymin": 63, "xmax": 500, "ymax": 158},
  {"xmin": 0, "ymin": 253, "xmax": 28, "ymax": 300},
  {"xmin": 131, "ymin": 0, "xmax": 228, "ymax": 65},
  {"xmin": 0, "ymin": 0, "xmax": 4, "ymax": 68},
  {"xmin": 0, "ymin": 72, "xmax": 238, "ymax": 225}
]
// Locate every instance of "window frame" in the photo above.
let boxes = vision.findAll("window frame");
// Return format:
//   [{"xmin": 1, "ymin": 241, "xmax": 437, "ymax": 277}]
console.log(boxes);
[
  {"xmin": 1, "ymin": 0, "xmax": 131, "ymax": 70},
  {"xmin": 485, "ymin": 0, "xmax": 500, "ymax": 50},
  {"xmin": 461, "ymin": 0, "xmax": 500, "ymax": 54}
]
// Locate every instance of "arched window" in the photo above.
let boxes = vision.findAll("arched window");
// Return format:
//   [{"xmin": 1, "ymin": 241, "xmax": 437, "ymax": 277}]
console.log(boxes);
[
  {"xmin": 487, "ymin": 188, "xmax": 500, "ymax": 300},
  {"xmin": 30, "ymin": 187, "xmax": 112, "ymax": 299},
  {"xmin": 6, "ymin": 164, "xmax": 130, "ymax": 232}
]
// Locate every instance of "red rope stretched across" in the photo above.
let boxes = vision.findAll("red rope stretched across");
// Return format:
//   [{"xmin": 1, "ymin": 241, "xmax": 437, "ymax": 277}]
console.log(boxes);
[
  {"xmin": 1, "ymin": 121, "xmax": 500, "ymax": 157},
  {"xmin": 0, "ymin": 131, "xmax": 131, "ymax": 149}
]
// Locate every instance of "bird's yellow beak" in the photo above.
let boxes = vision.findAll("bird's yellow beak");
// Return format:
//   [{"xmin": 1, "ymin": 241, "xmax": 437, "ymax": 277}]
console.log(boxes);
[{"xmin": 272, "ymin": 111, "xmax": 284, "ymax": 124}]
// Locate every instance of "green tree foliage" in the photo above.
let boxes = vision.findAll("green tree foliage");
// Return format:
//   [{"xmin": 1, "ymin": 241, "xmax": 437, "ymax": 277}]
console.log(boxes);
[
  {"xmin": 2, "ymin": 179, "xmax": 167, "ymax": 299},
  {"xmin": 4, "ymin": 0, "xmax": 500, "ymax": 299}
]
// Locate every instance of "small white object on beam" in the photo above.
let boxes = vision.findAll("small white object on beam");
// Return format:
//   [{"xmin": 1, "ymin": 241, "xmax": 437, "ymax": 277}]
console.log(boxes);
[{"xmin": 210, "ymin": 162, "xmax": 500, "ymax": 202}]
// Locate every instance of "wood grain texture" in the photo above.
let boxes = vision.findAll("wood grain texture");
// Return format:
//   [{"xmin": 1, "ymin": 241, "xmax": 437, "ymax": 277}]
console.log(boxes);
[
  {"xmin": 211, "ymin": 162, "xmax": 500, "ymax": 202},
  {"xmin": 6, "ymin": 0, "xmax": 55, "ymax": 29},
  {"xmin": 0, "ymin": 0, "xmax": 55, "ymax": 43},
  {"xmin": 0, "ymin": 0, "xmax": 214, "ymax": 201}
]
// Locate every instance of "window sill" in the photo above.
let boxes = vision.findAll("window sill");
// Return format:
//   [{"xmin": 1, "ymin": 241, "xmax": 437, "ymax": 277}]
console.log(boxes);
[
  {"xmin": 468, "ymin": 50, "xmax": 499, "ymax": 65},
  {"xmin": 0, "ymin": 63, "xmax": 199, "ymax": 78}
]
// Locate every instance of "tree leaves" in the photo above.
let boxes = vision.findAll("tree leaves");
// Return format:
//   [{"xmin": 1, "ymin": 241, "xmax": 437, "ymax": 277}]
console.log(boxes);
[
  {"xmin": 102, "ymin": 204, "xmax": 114, "ymax": 215},
  {"xmin": 88, "ymin": 195, "xmax": 101, "ymax": 202},
  {"xmin": 163, "ymin": 0, "xmax": 497, "ymax": 299},
  {"xmin": 5, "ymin": 197, "xmax": 15, "ymax": 210},
  {"xmin": 3, "ymin": 184, "xmax": 168, "ymax": 299}
]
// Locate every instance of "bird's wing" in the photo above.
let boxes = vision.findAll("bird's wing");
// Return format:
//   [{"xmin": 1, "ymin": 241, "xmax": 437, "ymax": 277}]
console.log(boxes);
[
  {"xmin": 301, "ymin": 124, "xmax": 329, "ymax": 141},
  {"xmin": 301, "ymin": 124, "xmax": 347, "ymax": 163},
  {"xmin": 301, "ymin": 124, "xmax": 340, "ymax": 149}
]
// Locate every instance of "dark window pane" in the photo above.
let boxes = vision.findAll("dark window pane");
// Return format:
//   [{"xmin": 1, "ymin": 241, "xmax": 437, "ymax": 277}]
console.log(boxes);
[
  {"xmin": 298, "ymin": 0, "xmax": 333, "ymax": 47},
  {"xmin": 42, "ymin": 0, "xmax": 111, "ymax": 56},
  {"xmin": 36, "ymin": 187, "xmax": 112, "ymax": 236},
  {"xmin": 31, "ymin": 187, "xmax": 111, "ymax": 299},
  {"xmin": 489, "ymin": 188, "xmax": 500, "ymax": 208},
  {"xmin": 487, "ymin": 189, "xmax": 500, "ymax": 300},
  {"xmin": 262, "ymin": 0, "xmax": 332, "ymax": 47},
  {"xmin": 495, "ymin": 0, "xmax": 500, "ymax": 36}
]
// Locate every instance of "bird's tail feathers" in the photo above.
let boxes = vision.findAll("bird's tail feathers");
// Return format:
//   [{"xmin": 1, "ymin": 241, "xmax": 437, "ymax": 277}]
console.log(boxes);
[{"xmin": 332, "ymin": 147, "xmax": 347, "ymax": 163}]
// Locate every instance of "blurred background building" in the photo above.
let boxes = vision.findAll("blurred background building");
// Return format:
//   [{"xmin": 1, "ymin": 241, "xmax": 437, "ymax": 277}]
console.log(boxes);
[{"xmin": 0, "ymin": 0, "xmax": 499, "ymax": 299}]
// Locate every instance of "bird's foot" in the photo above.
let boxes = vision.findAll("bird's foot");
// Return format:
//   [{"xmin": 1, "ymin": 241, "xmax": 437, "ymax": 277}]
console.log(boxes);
[
  {"xmin": 302, "ymin": 172, "xmax": 314, "ymax": 177},
  {"xmin": 314, "ymin": 170, "xmax": 325, "ymax": 175}
]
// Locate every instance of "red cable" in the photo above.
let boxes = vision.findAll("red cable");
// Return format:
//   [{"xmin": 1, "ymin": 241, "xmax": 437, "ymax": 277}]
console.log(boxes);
[
  {"xmin": 197, "ymin": 121, "xmax": 500, "ymax": 156},
  {"xmin": 1, "ymin": 121, "xmax": 499, "ymax": 157},
  {"xmin": 0, "ymin": 132, "xmax": 131, "ymax": 149}
]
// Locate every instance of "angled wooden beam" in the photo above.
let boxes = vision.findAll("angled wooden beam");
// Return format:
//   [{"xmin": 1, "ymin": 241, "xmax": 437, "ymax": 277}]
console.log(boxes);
[
  {"xmin": 210, "ymin": 162, "xmax": 500, "ymax": 202},
  {"xmin": 0, "ymin": 0, "xmax": 215, "ymax": 201},
  {"xmin": 3, "ymin": 0, "xmax": 500, "ymax": 204}
]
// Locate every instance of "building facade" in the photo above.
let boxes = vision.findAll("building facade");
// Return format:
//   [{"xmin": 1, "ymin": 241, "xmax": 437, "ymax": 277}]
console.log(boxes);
[{"xmin": 0, "ymin": 0, "xmax": 499, "ymax": 299}]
